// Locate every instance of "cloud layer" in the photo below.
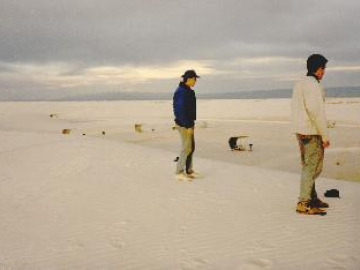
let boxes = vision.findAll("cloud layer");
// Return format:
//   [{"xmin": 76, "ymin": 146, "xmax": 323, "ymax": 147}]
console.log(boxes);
[{"xmin": 1, "ymin": 0, "xmax": 360, "ymax": 99}]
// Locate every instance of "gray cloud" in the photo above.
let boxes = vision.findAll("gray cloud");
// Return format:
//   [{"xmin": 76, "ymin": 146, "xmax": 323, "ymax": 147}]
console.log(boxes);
[{"xmin": 1, "ymin": 0, "xmax": 360, "ymax": 99}]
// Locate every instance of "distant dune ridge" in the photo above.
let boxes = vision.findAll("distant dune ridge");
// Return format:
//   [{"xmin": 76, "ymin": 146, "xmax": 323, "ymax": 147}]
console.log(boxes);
[
  {"xmin": 0, "ymin": 86, "xmax": 359, "ymax": 101},
  {"xmin": 0, "ymin": 98, "xmax": 359, "ymax": 269}
]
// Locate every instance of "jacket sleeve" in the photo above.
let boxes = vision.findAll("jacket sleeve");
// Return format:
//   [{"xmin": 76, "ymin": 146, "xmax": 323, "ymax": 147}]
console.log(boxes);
[
  {"xmin": 303, "ymin": 83, "xmax": 329, "ymax": 142},
  {"xmin": 174, "ymin": 90, "xmax": 191, "ymax": 128}
]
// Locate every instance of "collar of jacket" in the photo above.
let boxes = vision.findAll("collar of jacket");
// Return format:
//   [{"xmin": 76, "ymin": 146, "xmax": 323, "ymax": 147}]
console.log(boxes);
[
  {"xmin": 306, "ymin": 73, "xmax": 320, "ymax": 82},
  {"xmin": 179, "ymin": 82, "xmax": 193, "ymax": 91}
]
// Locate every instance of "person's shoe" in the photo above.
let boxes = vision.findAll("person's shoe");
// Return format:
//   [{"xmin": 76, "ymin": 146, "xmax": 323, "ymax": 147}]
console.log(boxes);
[
  {"xmin": 311, "ymin": 198, "xmax": 329, "ymax": 208},
  {"xmin": 296, "ymin": 201, "xmax": 326, "ymax": 216},
  {"xmin": 186, "ymin": 169, "xmax": 200, "ymax": 179},
  {"xmin": 175, "ymin": 172, "xmax": 192, "ymax": 181}
]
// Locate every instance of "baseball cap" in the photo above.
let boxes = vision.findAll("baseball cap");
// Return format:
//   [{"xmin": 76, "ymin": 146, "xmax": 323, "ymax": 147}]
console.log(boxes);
[{"xmin": 181, "ymin": 70, "xmax": 200, "ymax": 79}]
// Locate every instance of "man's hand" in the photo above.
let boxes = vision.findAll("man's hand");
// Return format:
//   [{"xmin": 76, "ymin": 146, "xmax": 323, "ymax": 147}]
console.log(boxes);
[{"xmin": 323, "ymin": 140, "xmax": 330, "ymax": 148}]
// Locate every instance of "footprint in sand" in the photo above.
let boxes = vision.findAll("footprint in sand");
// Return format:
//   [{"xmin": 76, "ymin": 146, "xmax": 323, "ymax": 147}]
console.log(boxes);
[
  {"xmin": 326, "ymin": 254, "xmax": 356, "ymax": 269},
  {"xmin": 68, "ymin": 239, "xmax": 86, "ymax": 250},
  {"xmin": 237, "ymin": 258, "xmax": 274, "ymax": 270},
  {"xmin": 178, "ymin": 249, "xmax": 209, "ymax": 270},
  {"xmin": 110, "ymin": 238, "xmax": 127, "ymax": 249},
  {"xmin": 180, "ymin": 257, "xmax": 209, "ymax": 270},
  {"xmin": 0, "ymin": 176, "xmax": 11, "ymax": 184}
]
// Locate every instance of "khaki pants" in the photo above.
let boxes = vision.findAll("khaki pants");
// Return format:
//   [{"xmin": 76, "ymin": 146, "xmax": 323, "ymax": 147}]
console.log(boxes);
[
  {"xmin": 296, "ymin": 134, "xmax": 324, "ymax": 202},
  {"xmin": 176, "ymin": 126, "xmax": 195, "ymax": 174}
]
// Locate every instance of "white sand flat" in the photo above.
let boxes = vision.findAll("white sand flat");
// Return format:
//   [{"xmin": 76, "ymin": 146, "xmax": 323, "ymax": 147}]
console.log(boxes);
[{"xmin": 0, "ymin": 99, "xmax": 359, "ymax": 269}]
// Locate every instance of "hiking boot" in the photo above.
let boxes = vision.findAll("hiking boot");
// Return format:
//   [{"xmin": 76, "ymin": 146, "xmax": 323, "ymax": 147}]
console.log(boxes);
[
  {"xmin": 311, "ymin": 198, "xmax": 329, "ymax": 208},
  {"xmin": 296, "ymin": 201, "xmax": 326, "ymax": 216},
  {"xmin": 186, "ymin": 169, "xmax": 200, "ymax": 179},
  {"xmin": 175, "ymin": 172, "xmax": 192, "ymax": 181}
]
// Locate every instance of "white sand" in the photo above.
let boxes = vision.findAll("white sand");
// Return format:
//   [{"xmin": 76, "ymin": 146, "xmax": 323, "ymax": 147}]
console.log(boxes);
[{"xmin": 0, "ymin": 98, "xmax": 359, "ymax": 269}]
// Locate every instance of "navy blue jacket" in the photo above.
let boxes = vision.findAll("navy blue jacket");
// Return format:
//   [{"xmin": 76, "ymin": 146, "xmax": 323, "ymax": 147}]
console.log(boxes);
[{"xmin": 173, "ymin": 82, "xmax": 196, "ymax": 128}]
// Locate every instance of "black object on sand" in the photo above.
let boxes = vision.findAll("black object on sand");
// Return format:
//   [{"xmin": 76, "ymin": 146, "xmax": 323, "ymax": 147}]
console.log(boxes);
[{"xmin": 324, "ymin": 189, "xmax": 340, "ymax": 198}]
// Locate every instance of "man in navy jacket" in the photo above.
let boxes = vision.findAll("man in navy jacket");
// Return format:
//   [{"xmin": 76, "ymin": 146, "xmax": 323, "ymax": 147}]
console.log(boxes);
[{"xmin": 173, "ymin": 70, "xmax": 199, "ymax": 181}]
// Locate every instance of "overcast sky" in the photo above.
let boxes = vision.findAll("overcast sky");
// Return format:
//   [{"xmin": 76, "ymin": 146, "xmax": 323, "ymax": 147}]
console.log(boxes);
[{"xmin": 1, "ymin": 0, "xmax": 360, "ymax": 99}]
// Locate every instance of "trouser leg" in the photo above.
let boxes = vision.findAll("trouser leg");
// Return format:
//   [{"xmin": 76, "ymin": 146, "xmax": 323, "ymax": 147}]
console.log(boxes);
[
  {"xmin": 297, "ymin": 135, "xmax": 324, "ymax": 202},
  {"xmin": 186, "ymin": 131, "xmax": 195, "ymax": 173},
  {"xmin": 310, "ymin": 137, "xmax": 324, "ymax": 200},
  {"xmin": 176, "ymin": 127, "xmax": 194, "ymax": 174}
]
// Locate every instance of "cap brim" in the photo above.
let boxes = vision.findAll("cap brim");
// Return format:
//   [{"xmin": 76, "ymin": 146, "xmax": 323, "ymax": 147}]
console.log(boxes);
[{"xmin": 181, "ymin": 75, "xmax": 200, "ymax": 78}]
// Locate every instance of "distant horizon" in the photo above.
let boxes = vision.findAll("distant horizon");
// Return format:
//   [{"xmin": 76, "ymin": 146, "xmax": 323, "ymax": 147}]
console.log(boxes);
[{"xmin": 1, "ymin": 85, "xmax": 359, "ymax": 102}]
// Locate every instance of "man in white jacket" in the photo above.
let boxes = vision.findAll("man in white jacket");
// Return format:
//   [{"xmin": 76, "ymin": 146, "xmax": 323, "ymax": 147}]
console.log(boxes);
[{"xmin": 291, "ymin": 54, "xmax": 330, "ymax": 216}]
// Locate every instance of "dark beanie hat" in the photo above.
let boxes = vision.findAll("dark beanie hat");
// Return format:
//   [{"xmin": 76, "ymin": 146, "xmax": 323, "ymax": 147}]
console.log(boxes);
[{"xmin": 307, "ymin": 54, "xmax": 328, "ymax": 75}]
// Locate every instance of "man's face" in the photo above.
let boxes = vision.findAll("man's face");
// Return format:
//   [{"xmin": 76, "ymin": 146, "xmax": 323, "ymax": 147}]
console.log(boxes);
[
  {"xmin": 315, "ymin": 67, "xmax": 326, "ymax": 81},
  {"xmin": 185, "ymin": 77, "xmax": 197, "ymax": 88}
]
